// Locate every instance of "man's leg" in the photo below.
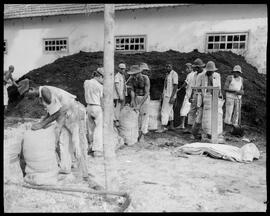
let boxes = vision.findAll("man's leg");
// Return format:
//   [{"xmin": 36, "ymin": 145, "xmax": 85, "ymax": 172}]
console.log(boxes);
[
  {"xmin": 86, "ymin": 106, "xmax": 96, "ymax": 153},
  {"xmin": 224, "ymin": 97, "xmax": 234, "ymax": 125},
  {"xmin": 138, "ymin": 97, "xmax": 150, "ymax": 141},
  {"xmin": 91, "ymin": 106, "xmax": 103, "ymax": 156},
  {"xmin": 232, "ymin": 98, "xmax": 240, "ymax": 127},
  {"xmin": 159, "ymin": 96, "xmax": 171, "ymax": 132}
]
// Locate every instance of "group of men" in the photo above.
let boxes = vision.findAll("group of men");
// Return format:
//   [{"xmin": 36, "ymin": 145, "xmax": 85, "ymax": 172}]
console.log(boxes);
[{"xmin": 4, "ymin": 59, "xmax": 244, "ymax": 178}]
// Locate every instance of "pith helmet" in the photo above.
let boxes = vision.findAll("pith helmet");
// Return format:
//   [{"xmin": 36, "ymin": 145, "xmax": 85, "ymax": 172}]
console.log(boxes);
[
  {"xmin": 233, "ymin": 65, "xmax": 242, "ymax": 73},
  {"xmin": 192, "ymin": 58, "xmax": 205, "ymax": 68},
  {"xmin": 205, "ymin": 61, "xmax": 218, "ymax": 72},
  {"xmin": 139, "ymin": 62, "xmax": 150, "ymax": 71},
  {"xmin": 127, "ymin": 65, "xmax": 142, "ymax": 75}
]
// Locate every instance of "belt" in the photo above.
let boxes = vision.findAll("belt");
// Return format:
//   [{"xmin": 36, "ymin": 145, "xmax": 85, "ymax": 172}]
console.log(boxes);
[{"xmin": 87, "ymin": 103, "xmax": 100, "ymax": 106}]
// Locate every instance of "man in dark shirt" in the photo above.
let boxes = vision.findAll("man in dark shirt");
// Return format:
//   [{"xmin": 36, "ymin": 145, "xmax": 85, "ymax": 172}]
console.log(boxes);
[{"xmin": 128, "ymin": 64, "xmax": 150, "ymax": 142}]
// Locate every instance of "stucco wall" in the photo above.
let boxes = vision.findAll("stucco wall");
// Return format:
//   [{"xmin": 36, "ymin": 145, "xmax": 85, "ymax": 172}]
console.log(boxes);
[{"xmin": 4, "ymin": 4, "xmax": 267, "ymax": 79}]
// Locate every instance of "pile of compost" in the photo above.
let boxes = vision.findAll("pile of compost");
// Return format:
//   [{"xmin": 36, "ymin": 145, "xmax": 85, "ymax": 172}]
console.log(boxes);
[{"xmin": 7, "ymin": 50, "xmax": 266, "ymax": 130}]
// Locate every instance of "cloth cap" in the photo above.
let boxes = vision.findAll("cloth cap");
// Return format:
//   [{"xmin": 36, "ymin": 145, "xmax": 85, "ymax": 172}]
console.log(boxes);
[
  {"xmin": 205, "ymin": 61, "xmax": 218, "ymax": 72},
  {"xmin": 119, "ymin": 63, "xmax": 126, "ymax": 69},
  {"xmin": 233, "ymin": 65, "xmax": 242, "ymax": 73},
  {"xmin": 127, "ymin": 65, "xmax": 142, "ymax": 75},
  {"xmin": 192, "ymin": 58, "xmax": 205, "ymax": 68}
]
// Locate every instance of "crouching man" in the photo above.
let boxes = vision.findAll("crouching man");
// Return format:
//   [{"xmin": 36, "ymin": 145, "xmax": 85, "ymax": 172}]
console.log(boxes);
[{"xmin": 26, "ymin": 85, "xmax": 89, "ymax": 180}]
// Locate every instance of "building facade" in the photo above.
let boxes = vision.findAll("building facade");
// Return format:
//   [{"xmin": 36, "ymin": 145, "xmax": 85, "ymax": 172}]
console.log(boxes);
[{"xmin": 4, "ymin": 4, "xmax": 267, "ymax": 79}]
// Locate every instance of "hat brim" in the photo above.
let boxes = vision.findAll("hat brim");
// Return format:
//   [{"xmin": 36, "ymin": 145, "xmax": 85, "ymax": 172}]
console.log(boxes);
[
  {"xmin": 233, "ymin": 70, "xmax": 242, "ymax": 73},
  {"xmin": 127, "ymin": 70, "xmax": 141, "ymax": 75},
  {"xmin": 207, "ymin": 68, "xmax": 218, "ymax": 72},
  {"xmin": 192, "ymin": 64, "xmax": 205, "ymax": 68}
]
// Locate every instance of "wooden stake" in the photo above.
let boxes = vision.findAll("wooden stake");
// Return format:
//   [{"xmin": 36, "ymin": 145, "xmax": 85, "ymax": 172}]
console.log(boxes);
[
  {"xmin": 103, "ymin": 4, "xmax": 118, "ymax": 192},
  {"xmin": 211, "ymin": 88, "xmax": 219, "ymax": 143}
]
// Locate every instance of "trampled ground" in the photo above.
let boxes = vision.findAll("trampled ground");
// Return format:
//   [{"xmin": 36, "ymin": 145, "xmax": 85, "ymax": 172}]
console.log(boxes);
[{"xmin": 4, "ymin": 118, "xmax": 267, "ymax": 212}]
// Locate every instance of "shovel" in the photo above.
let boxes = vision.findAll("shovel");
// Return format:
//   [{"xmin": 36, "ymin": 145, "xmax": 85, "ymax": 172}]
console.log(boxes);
[{"xmin": 231, "ymin": 98, "xmax": 244, "ymax": 137}]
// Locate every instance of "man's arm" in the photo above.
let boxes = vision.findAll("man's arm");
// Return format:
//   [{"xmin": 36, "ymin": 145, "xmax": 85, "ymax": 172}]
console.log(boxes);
[
  {"xmin": 223, "ymin": 76, "xmax": 235, "ymax": 93},
  {"xmin": 236, "ymin": 79, "xmax": 244, "ymax": 95}
]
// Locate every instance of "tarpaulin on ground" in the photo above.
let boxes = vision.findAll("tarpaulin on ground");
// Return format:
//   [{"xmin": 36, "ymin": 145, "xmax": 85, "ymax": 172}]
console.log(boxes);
[{"xmin": 173, "ymin": 142, "xmax": 260, "ymax": 162}]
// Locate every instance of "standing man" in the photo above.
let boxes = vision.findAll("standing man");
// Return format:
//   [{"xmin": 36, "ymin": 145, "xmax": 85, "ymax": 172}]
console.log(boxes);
[
  {"xmin": 159, "ymin": 62, "xmax": 178, "ymax": 132},
  {"xmin": 224, "ymin": 65, "xmax": 244, "ymax": 128},
  {"xmin": 176, "ymin": 63, "xmax": 195, "ymax": 129},
  {"xmin": 128, "ymin": 64, "xmax": 150, "ymax": 142},
  {"xmin": 187, "ymin": 58, "xmax": 206, "ymax": 131},
  {"xmin": 27, "ymin": 85, "xmax": 89, "ymax": 180},
  {"xmin": 192, "ymin": 61, "xmax": 221, "ymax": 139},
  {"xmin": 84, "ymin": 67, "xmax": 104, "ymax": 157},
  {"xmin": 4, "ymin": 65, "xmax": 19, "ymax": 112},
  {"xmin": 113, "ymin": 63, "xmax": 126, "ymax": 126}
]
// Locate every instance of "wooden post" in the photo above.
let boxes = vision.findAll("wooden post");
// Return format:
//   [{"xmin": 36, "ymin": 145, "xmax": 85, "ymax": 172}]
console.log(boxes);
[
  {"xmin": 103, "ymin": 4, "xmax": 118, "ymax": 191},
  {"xmin": 211, "ymin": 88, "xmax": 219, "ymax": 144}
]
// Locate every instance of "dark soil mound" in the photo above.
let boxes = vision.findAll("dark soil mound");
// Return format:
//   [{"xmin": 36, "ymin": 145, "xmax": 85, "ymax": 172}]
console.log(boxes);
[{"xmin": 7, "ymin": 50, "xmax": 266, "ymax": 130}]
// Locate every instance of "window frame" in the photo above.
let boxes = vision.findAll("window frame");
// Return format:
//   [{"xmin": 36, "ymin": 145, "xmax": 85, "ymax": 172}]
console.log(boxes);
[
  {"xmin": 205, "ymin": 32, "xmax": 249, "ymax": 53},
  {"xmin": 4, "ymin": 39, "xmax": 7, "ymax": 54},
  {"xmin": 115, "ymin": 34, "xmax": 147, "ymax": 53},
  {"xmin": 43, "ymin": 37, "xmax": 69, "ymax": 53}
]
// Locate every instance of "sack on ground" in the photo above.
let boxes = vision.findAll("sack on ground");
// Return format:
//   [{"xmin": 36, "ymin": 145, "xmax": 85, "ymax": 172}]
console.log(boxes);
[
  {"xmin": 148, "ymin": 100, "xmax": 162, "ymax": 131},
  {"xmin": 22, "ymin": 124, "xmax": 59, "ymax": 185},
  {"xmin": 119, "ymin": 105, "xmax": 139, "ymax": 145}
]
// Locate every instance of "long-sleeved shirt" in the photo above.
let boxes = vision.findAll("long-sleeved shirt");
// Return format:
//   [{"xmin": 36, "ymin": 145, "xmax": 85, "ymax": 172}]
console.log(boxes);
[{"xmin": 84, "ymin": 78, "xmax": 103, "ymax": 105}]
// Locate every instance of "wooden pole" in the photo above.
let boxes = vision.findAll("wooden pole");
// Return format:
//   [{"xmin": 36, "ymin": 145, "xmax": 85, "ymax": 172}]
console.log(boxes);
[
  {"xmin": 103, "ymin": 4, "xmax": 118, "ymax": 192},
  {"xmin": 211, "ymin": 88, "xmax": 219, "ymax": 143},
  {"xmin": 192, "ymin": 86, "xmax": 220, "ymax": 143}
]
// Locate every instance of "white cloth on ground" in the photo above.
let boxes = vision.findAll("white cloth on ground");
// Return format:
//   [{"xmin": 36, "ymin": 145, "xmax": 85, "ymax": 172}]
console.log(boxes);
[{"xmin": 174, "ymin": 142, "xmax": 260, "ymax": 162}]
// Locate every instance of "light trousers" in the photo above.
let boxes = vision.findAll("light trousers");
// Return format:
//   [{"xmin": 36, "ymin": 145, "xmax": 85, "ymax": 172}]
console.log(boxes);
[
  {"xmin": 224, "ymin": 97, "xmax": 241, "ymax": 126},
  {"xmin": 86, "ymin": 105, "xmax": 103, "ymax": 152},
  {"xmin": 161, "ymin": 96, "xmax": 174, "ymax": 126},
  {"xmin": 135, "ymin": 95, "xmax": 150, "ymax": 134}
]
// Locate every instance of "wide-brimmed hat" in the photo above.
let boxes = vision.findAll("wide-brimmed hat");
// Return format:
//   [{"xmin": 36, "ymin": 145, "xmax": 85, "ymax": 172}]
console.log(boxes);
[
  {"xmin": 233, "ymin": 65, "xmax": 242, "ymax": 73},
  {"xmin": 127, "ymin": 65, "xmax": 142, "ymax": 75},
  {"xmin": 185, "ymin": 63, "xmax": 192, "ymax": 68},
  {"xmin": 139, "ymin": 62, "xmax": 150, "ymax": 71},
  {"xmin": 119, "ymin": 63, "xmax": 126, "ymax": 69},
  {"xmin": 192, "ymin": 58, "xmax": 205, "ymax": 68},
  {"xmin": 205, "ymin": 61, "xmax": 218, "ymax": 72}
]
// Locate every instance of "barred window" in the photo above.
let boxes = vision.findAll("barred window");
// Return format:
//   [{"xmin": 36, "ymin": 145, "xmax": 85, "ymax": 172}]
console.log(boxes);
[
  {"xmin": 43, "ymin": 38, "xmax": 68, "ymax": 53},
  {"xmin": 206, "ymin": 32, "xmax": 248, "ymax": 52},
  {"xmin": 115, "ymin": 35, "xmax": 146, "ymax": 52},
  {"xmin": 4, "ymin": 40, "xmax": 7, "ymax": 54}
]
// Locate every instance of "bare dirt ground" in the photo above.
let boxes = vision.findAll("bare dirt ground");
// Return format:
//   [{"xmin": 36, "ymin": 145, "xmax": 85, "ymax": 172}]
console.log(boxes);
[{"xmin": 4, "ymin": 118, "xmax": 267, "ymax": 212}]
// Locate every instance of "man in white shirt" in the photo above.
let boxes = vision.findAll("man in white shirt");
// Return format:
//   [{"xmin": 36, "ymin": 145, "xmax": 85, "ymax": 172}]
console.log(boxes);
[
  {"xmin": 187, "ymin": 58, "xmax": 206, "ymax": 132},
  {"xmin": 191, "ymin": 61, "xmax": 221, "ymax": 139},
  {"xmin": 27, "ymin": 84, "xmax": 89, "ymax": 180},
  {"xmin": 84, "ymin": 67, "xmax": 104, "ymax": 157},
  {"xmin": 158, "ymin": 62, "xmax": 178, "ymax": 132},
  {"xmin": 224, "ymin": 65, "xmax": 244, "ymax": 128},
  {"xmin": 113, "ymin": 63, "xmax": 126, "ymax": 126},
  {"xmin": 176, "ymin": 63, "xmax": 195, "ymax": 129}
]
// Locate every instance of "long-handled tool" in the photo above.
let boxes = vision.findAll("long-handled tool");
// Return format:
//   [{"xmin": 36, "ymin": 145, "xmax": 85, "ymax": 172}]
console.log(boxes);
[{"xmin": 22, "ymin": 183, "xmax": 131, "ymax": 212}]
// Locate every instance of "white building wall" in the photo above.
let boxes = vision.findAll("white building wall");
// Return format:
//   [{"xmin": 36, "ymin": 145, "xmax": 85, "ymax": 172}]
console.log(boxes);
[{"xmin": 4, "ymin": 4, "xmax": 267, "ymax": 79}]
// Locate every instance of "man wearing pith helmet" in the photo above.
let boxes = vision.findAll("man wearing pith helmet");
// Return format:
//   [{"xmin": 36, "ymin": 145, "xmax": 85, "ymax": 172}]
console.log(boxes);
[
  {"xmin": 193, "ymin": 61, "xmax": 222, "ymax": 140},
  {"xmin": 187, "ymin": 58, "xmax": 206, "ymax": 131},
  {"xmin": 224, "ymin": 65, "xmax": 244, "ymax": 129},
  {"xmin": 128, "ymin": 63, "xmax": 151, "ymax": 142}
]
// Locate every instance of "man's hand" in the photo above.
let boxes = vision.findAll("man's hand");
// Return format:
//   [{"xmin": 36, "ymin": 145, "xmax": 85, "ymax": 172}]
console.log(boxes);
[
  {"xmin": 130, "ymin": 100, "xmax": 136, "ymax": 108},
  {"xmin": 169, "ymin": 97, "xmax": 176, "ymax": 104},
  {"xmin": 31, "ymin": 122, "xmax": 44, "ymax": 131},
  {"xmin": 74, "ymin": 145, "xmax": 82, "ymax": 159},
  {"xmin": 134, "ymin": 105, "xmax": 140, "ymax": 112}
]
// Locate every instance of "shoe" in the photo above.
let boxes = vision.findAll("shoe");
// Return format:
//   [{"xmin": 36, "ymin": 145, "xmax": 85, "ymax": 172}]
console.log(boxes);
[
  {"xmin": 156, "ymin": 127, "xmax": 168, "ymax": 133},
  {"xmin": 176, "ymin": 125, "xmax": 185, "ymax": 129}
]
